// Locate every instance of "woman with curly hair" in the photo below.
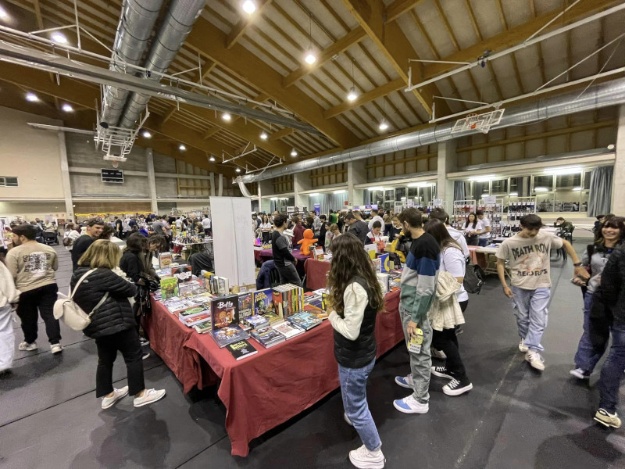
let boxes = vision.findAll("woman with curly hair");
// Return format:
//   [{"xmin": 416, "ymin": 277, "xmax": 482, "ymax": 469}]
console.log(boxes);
[{"xmin": 327, "ymin": 232, "xmax": 386, "ymax": 468}]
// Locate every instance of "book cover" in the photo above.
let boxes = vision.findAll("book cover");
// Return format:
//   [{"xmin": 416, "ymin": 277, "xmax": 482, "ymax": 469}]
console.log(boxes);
[
  {"xmin": 193, "ymin": 320, "xmax": 212, "ymax": 334},
  {"xmin": 272, "ymin": 290, "xmax": 285, "ymax": 319},
  {"xmin": 211, "ymin": 325, "xmax": 250, "ymax": 348},
  {"xmin": 238, "ymin": 292, "xmax": 254, "ymax": 322},
  {"xmin": 253, "ymin": 288, "xmax": 274, "ymax": 316},
  {"xmin": 378, "ymin": 253, "xmax": 391, "ymax": 273},
  {"xmin": 178, "ymin": 306, "xmax": 209, "ymax": 319},
  {"xmin": 226, "ymin": 339, "xmax": 258, "ymax": 360},
  {"xmin": 180, "ymin": 312, "xmax": 211, "ymax": 327},
  {"xmin": 250, "ymin": 326, "xmax": 285, "ymax": 348},
  {"xmin": 172, "ymin": 265, "xmax": 193, "ymax": 283},
  {"xmin": 210, "ymin": 295, "xmax": 239, "ymax": 330},
  {"xmin": 178, "ymin": 283, "xmax": 195, "ymax": 297},
  {"xmin": 217, "ymin": 277, "xmax": 230, "ymax": 296},
  {"xmin": 263, "ymin": 312, "xmax": 283, "ymax": 324},
  {"xmin": 160, "ymin": 277, "xmax": 179, "ymax": 300},
  {"xmin": 303, "ymin": 303, "xmax": 328, "ymax": 320},
  {"xmin": 245, "ymin": 314, "xmax": 270, "ymax": 329},
  {"xmin": 272, "ymin": 320, "xmax": 305, "ymax": 339},
  {"xmin": 159, "ymin": 252, "xmax": 173, "ymax": 269},
  {"xmin": 288, "ymin": 311, "xmax": 323, "ymax": 330}
]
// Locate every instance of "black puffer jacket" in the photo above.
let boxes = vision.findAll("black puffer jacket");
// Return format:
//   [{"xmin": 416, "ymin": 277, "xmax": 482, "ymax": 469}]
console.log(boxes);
[
  {"xmin": 600, "ymin": 246, "xmax": 625, "ymax": 324},
  {"xmin": 70, "ymin": 267, "xmax": 137, "ymax": 339}
]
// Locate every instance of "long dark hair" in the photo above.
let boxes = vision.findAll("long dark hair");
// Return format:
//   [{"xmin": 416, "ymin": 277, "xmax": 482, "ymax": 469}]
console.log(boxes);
[
  {"xmin": 327, "ymin": 232, "xmax": 384, "ymax": 316},
  {"xmin": 595, "ymin": 216, "xmax": 625, "ymax": 249},
  {"xmin": 125, "ymin": 232, "xmax": 146, "ymax": 253},
  {"xmin": 464, "ymin": 212, "xmax": 478, "ymax": 229},
  {"xmin": 425, "ymin": 219, "xmax": 461, "ymax": 252}
]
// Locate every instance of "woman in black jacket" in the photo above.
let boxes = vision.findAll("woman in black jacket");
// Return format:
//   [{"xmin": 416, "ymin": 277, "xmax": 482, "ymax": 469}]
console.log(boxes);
[{"xmin": 72, "ymin": 240, "xmax": 166, "ymax": 410}]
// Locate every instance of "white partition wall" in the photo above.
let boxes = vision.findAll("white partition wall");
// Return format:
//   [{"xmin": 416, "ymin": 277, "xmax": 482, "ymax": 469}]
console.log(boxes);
[{"xmin": 210, "ymin": 196, "xmax": 255, "ymax": 287}]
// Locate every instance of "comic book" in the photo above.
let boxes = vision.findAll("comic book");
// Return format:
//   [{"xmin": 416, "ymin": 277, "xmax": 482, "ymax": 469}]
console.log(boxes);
[
  {"xmin": 253, "ymin": 288, "xmax": 274, "ymax": 316},
  {"xmin": 159, "ymin": 277, "xmax": 179, "ymax": 300},
  {"xmin": 226, "ymin": 340, "xmax": 258, "ymax": 360}
]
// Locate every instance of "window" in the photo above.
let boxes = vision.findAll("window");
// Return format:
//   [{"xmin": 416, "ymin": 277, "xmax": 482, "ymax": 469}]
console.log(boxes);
[
  {"xmin": 0, "ymin": 177, "xmax": 18, "ymax": 187},
  {"xmin": 491, "ymin": 179, "xmax": 508, "ymax": 194}
]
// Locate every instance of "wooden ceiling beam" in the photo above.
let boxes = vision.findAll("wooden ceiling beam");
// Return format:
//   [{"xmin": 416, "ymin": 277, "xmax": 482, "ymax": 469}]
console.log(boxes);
[
  {"xmin": 342, "ymin": 0, "xmax": 446, "ymax": 119},
  {"xmin": 268, "ymin": 127, "xmax": 294, "ymax": 141},
  {"xmin": 283, "ymin": 27, "xmax": 367, "ymax": 88},
  {"xmin": 424, "ymin": 0, "xmax": 620, "ymax": 79},
  {"xmin": 385, "ymin": 0, "xmax": 427, "ymax": 24},
  {"xmin": 185, "ymin": 17, "xmax": 359, "ymax": 149},
  {"xmin": 226, "ymin": 0, "xmax": 273, "ymax": 49},
  {"xmin": 324, "ymin": 77, "xmax": 404, "ymax": 119}
]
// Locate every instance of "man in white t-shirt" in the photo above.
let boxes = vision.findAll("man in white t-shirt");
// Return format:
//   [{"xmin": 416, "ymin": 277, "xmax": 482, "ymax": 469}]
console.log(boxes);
[
  {"xmin": 476, "ymin": 210, "xmax": 491, "ymax": 247},
  {"xmin": 201, "ymin": 214, "xmax": 212, "ymax": 236},
  {"xmin": 368, "ymin": 209, "xmax": 384, "ymax": 231},
  {"xmin": 496, "ymin": 214, "xmax": 588, "ymax": 371}
]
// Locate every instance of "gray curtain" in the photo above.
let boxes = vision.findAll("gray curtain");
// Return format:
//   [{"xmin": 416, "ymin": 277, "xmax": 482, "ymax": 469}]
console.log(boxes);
[
  {"xmin": 363, "ymin": 190, "xmax": 371, "ymax": 205},
  {"xmin": 454, "ymin": 181, "xmax": 465, "ymax": 201},
  {"xmin": 587, "ymin": 166, "xmax": 613, "ymax": 217},
  {"xmin": 309, "ymin": 192, "xmax": 349, "ymax": 215}
]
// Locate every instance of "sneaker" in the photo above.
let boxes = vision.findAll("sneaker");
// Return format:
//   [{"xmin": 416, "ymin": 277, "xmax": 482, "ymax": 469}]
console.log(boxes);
[
  {"xmin": 393, "ymin": 395, "xmax": 429, "ymax": 414},
  {"xmin": 139, "ymin": 337, "xmax": 150, "ymax": 347},
  {"xmin": 394, "ymin": 374, "xmax": 414, "ymax": 389},
  {"xmin": 518, "ymin": 339, "xmax": 529, "ymax": 353},
  {"xmin": 101, "ymin": 386, "xmax": 129, "ymax": 409},
  {"xmin": 142, "ymin": 352, "xmax": 150, "ymax": 360},
  {"xmin": 18, "ymin": 341, "xmax": 37, "ymax": 351},
  {"xmin": 569, "ymin": 368, "xmax": 591, "ymax": 380},
  {"xmin": 344, "ymin": 412, "xmax": 353, "ymax": 426},
  {"xmin": 133, "ymin": 388, "xmax": 166, "ymax": 407},
  {"xmin": 594, "ymin": 408, "xmax": 622, "ymax": 429},
  {"xmin": 443, "ymin": 378, "xmax": 473, "ymax": 396},
  {"xmin": 455, "ymin": 325, "xmax": 464, "ymax": 335},
  {"xmin": 50, "ymin": 343, "xmax": 63, "ymax": 354},
  {"xmin": 525, "ymin": 350, "xmax": 545, "ymax": 371},
  {"xmin": 431, "ymin": 348, "xmax": 447, "ymax": 360},
  {"xmin": 348, "ymin": 444, "xmax": 386, "ymax": 469},
  {"xmin": 431, "ymin": 366, "xmax": 453, "ymax": 380}
]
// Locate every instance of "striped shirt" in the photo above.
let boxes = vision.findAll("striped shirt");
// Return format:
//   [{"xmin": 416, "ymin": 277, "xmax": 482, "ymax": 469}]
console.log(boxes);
[{"xmin": 400, "ymin": 232, "xmax": 440, "ymax": 323}]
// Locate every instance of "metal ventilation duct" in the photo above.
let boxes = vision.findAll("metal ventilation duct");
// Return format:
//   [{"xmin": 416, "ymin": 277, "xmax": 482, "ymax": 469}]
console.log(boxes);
[
  {"xmin": 242, "ymin": 77, "xmax": 625, "ymax": 183},
  {"xmin": 100, "ymin": 0, "xmax": 164, "ymax": 127},
  {"xmin": 118, "ymin": 0, "xmax": 205, "ymax": 128}
]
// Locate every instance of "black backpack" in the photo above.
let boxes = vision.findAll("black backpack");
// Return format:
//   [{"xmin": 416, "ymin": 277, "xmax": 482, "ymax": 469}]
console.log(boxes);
[{"xmin": 463, "ymin": 262, "xmax": 485, "ymax": 294}]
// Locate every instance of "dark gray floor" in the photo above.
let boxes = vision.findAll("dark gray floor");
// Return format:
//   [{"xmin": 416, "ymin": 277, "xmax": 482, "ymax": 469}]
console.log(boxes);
[{"xmin": 1, "ymin": 243, "xmax": 624, "ymax": 468}]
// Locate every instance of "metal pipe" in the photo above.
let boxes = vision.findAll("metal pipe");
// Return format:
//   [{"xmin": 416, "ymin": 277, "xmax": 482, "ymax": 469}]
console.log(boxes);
[{"xmin": 242, "ymin": 77, "xmax": 625, "ymax": 183}]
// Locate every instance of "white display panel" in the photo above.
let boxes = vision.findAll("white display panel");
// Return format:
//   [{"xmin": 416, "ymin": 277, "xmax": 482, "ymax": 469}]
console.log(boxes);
[{"xmin": 210, "ymin": 196, "xmax": 255, "ymax": 287}]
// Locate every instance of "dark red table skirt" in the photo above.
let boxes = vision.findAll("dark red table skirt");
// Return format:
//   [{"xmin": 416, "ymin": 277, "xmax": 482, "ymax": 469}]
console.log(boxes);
[{"xmin": 145, "ymin": 289, "xmax": 402, "ymax": 457}]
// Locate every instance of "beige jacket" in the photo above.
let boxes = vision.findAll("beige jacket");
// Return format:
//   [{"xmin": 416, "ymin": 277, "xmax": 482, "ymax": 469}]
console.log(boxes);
[
  {"xmin": 0, "ymin": 261, "xmax": 20, "ymax": 308},
  {"xmin": 428, "ymin": 270, "xmax": 465, "ymax": 331}
]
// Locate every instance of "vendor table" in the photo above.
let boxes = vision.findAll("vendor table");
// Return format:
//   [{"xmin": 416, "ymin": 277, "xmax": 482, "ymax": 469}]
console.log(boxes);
[
  {"xmin": 144, "ymin": 290, "xmax": 402, "ymax": 457},
  {"xmin": 304, "ymin": 258, "xmax": 331, "ymax": 291},
  {"xmin": 253, "ymin": 248, "xmax": 310, "ymax": 277}
]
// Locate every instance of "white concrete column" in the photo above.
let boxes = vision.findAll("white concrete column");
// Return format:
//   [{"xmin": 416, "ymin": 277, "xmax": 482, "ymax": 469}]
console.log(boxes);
[
  {"xmin": 145, "ymin": 148, "xmax": 158, "ymax": 213},
  {"xmin": 294, "ymin": 172, "xmax": 311, "ymax": 209},
  {"xmin": 348, "ymin": 160, "xmax": 367, "ymax": 206},
  {"xmin": 437, "ymin": 140, "xmax": 457, "ymax": 213},
  {"xmin": 209, "ymin": 172, "xmax": 216, "ymax": 196},
  {"xmin": 57, "ymin": 131, "xmax": 74, "ymax": 219},
  {"xmin": 218, "ymin": 173, "xmax": 224, "ymax": 196},
  {"xmin": 612, "ymin": 104, "xmax": 625, "ymax": 215}
]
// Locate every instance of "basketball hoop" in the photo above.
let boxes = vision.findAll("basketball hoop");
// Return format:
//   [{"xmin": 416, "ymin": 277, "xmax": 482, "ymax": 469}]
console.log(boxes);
[{"xmin": 451, "ymin": 109, "xmax": 505, "ymax": 134}]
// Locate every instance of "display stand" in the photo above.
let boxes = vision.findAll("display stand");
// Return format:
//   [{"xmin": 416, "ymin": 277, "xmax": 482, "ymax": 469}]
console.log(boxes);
[
  {"xmin": 427, "ymin": 198, "xmax": 445, "ymax": 213},
  {"xmin": 452, "ymin": 199, "xmax": 476, "ymax": 229},
  {"xmin": 478, "ymin": 196, "xmax": 504, "ymax": 237},
  {"xmin": 504, "ymin": 197, "xmax": 537, "ymax": 236}
]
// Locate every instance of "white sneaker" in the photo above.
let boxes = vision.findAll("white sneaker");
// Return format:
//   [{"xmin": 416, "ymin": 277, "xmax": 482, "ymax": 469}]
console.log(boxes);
[
  {"xmin": 393, "ymin": 395, "xmax": 429, "ymax": 414},
  {"xmin": 525, "ymin": 350, "xmax": 545, "ymax": 371},
  {"xmin": 569, "ymin": 368, "xmax": 590, "ymax": 380},
  {"xmin": 348, "ymin": 444, "xmax": 385, "ymax": 469},
  {"xmin": 518, "ymin": 339, "xmax": 529, "ymax": 353},
  {"xmin": 50, "ymin": 343, "xmax": 63, "ymax": 354},
  {"xmin": 394, "ymin": 374, "xmax": 414, "ymax": 389},
  {"xmin": 431, "ymin": 348, "xmax": 447, "ymax": 360},
  {"xmin": 133, "ymin": 388, "xmax": 166, "ymax": 407},
  {"xmin": 101, "ymin": 386, "xmax": 129, "ymax": 409},
  {"xmin": 18, "ymin": 341, "xmax": 38, "ymax": 351}
]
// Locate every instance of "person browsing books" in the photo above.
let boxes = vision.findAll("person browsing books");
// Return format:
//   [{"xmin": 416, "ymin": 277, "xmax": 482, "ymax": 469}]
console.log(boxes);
[
  {"xmin": 327, "ymin": 232, "xmax": 387, "ymax": 468},
  {"xmin": 271, "ymin": 214, "xmax": 302, "ymax": 287}
]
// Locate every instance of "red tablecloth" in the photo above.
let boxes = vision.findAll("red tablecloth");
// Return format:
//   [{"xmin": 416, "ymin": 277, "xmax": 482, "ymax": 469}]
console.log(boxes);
[
  {"xmin": 304, "ymin": 258, "xmax": 331, "ymax": 291},
  {"xmin": 146, "ymin": 289, "xmax": 403, "ymax": 457}
]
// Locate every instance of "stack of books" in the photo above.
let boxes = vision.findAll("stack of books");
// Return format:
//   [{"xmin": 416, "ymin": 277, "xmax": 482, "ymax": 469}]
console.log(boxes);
[
  {"xmin": 288, "ymin": 311, "xmax": 322, "ymax": 331},
  {"xmin": 272, "ymin": 284, "xmax": 304, "ymax": 319},
  {"xmin": 250, "ymin": 326, "xmax": 285, "ymax": 348}
]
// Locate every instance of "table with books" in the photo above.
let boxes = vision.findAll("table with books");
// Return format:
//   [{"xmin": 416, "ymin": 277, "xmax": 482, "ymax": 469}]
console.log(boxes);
[
  {"xmin": 145, "ymin": 281, "xmax": 403, "ymax": 457},
  {"xmin": 303, "ymin": 258, "xmax": 331, "ymax": 291}
]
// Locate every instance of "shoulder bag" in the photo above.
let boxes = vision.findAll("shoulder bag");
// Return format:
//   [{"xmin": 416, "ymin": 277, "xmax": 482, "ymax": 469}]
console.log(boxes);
[{"xmin": 53, "ymin": 269, "xmax": 109, "ymax": 331}]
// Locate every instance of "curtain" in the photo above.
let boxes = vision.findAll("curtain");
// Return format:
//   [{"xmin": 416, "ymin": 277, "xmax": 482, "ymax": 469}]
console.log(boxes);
[
  {"xmin": 363, "ymin": 190, "xmax": 371, "ymax": 205},
  {"xmin": 308, "ymin": 193, "xmax": 349, "ymax": 215},
  {"xmin": 454, "ymin": 181, "xmax": 465, "ymax": 201},
  {"xmin": 587, "ymin": 166, "xmax": 613, "ymax": 217}
]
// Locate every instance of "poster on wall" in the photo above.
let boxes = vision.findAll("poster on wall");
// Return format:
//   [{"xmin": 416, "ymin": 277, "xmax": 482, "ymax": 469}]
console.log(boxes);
[{"xmin": 313, "ymin": 203, "xmax": 320, "ymax": 215}]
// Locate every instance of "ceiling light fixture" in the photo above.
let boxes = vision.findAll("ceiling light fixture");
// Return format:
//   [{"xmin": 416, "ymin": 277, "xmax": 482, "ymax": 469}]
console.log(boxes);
[
  {"xmin": 290, "ymin": 148, "xmax": 298, "ymax": 157},
  {"xmin": 607, "ymin": 144, "xmax": 615, "ymax": 150},
  {"xmin": 309, "ymin": 193, "xmax": 319, "ymax": 196},
  {"xmin": 304, "ymin": 50, "xmax": 317, "ymax": 65},
  {"xmin": 333, "ymin": 189, "xmax": 346, "ymax": 194},
  {"xmin": 0, "ymin": 6, "xmax": 10, "ymax": 21},
  {"xmin": 346, "ymin": 58, "xmax": 358, "ymax": 102},
  {"xmin": 51, "ymin": 32, "xmax": 68, "ymax": 44},
  {"xmin": 209, "ymin": 155, "xmax": 216, "ymax": 162},
  {"xmin": 179, "ymin": 144, "xmax": 186, "ymax": 151},
  {"xmin": 509, "ymin": 192, "xmax": 519, "ymax": 197},
  {"xmin": 260, "ymin": 131, "xmax": 268, "ymax": 140},
  {"xmin": 235, "ymin": 167, "xmax": 241, "ymax": 173},
  {"xmin": 378, "ymin": 120, "xmax": 388, "ymax": 131},
  {"xmin": 25, "ymin": 92, "xmax": 39, "ymax": 102},
  {"xmin": 304, "ymin": 10, "xmax": 317, "ymax": 65},
  {"xmin": 368, "ymin": 186, "xmax": 385, "ymax": 191},
  {"xmin": 242, "ymin": 0, "xmax": 256, "ymax": 14},
  {"xmin": 544, "ymin": 166, "xmax": 582, "ymax": 176},
  {"xmin": 141, "ymin": 130, "xmax": 151, "ymax": 138},
  {"xmin": 61, "ymin": 103, "xmax": 73, "ymax": 112},
  {"xmin": 222, "ymin": 112, "xmax": 232, "ymax": 121},
  {"xmin": 534, "ymin": 187, "xmax": 549, "ymax": 192}
]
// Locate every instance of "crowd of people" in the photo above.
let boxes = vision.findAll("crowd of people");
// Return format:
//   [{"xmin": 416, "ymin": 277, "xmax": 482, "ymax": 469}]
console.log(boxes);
[{"xmin": 1, "ymin": 206, "xmax": 624, "ymax": 469}]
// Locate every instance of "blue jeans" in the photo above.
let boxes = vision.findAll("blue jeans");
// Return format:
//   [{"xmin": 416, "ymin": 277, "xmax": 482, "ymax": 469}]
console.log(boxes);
[
  {"xmin": 399, "ymin": 307, "xmax": 432, "ymax": 404},
  {"xmin": 478, "ymin": 238, "xmax": 489, "ymax": 247},
  {"xmin": 598, "ymin": 321, "xmax": 625, "ymax": 413},
  {"xmin": 574, "ymin": 292, "xmax": 607, "ymax": 373},
  {"xmin": 338, "ymin": 357, "xmax": 381, "ymax": 451},
  {"xmin": 511, "ymin": 287, "xmax": 550, "ymax": 352}
]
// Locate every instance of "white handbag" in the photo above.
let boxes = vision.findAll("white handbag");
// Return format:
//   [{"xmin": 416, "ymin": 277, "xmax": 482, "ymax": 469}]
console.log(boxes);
[{"xmin": 53, "ymin": 269, "xmax": 109, "ymax": 331}]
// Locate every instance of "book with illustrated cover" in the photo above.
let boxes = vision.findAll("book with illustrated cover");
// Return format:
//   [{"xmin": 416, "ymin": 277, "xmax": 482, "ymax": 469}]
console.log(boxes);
[
  {"xmin": 210, "ymin": 295, "xmax": 239, "ymax": 330},
  {"xmin": 160, "ymin": 277, "xmax": 179, "ymax": 300},
  {"xmin": 217, "ymin": 277, "xmax": 230, "ymax": 296},
  {"xmin": 250, "ymin": 326, "xmax": 285, "ymax": 348},
  {"xmin": 178, "ymin": 283, "xmax": 196, "ymax": 297},
  {"xmin": 303, "ymin": 303, "xmax": 328, "ymax": 320},
  {"xmin": 188, "ymin": 292, "xmax": 213, "ymax": 306},
  {"xmin": 178, "ymin": 306, "xmax": 209, "ymax": 319},
  {"xmin": 172, "ymin": 265, "xmax": 193, "ymax": 283},
  {"xmin": 180, "ymin": 312, "xmax": 211, "ymax": 327},
  {"xmin": 272, "ymin": 320, "xmax": 304, "ymax": 339},
  {"xmin": 245, "ymin": 314, "xmax": 270, "ymax": 329},
  {"xmin": 253, "ymin": 288, "xmax": 274, "ymax": 316},
  {"xmin": 378, "ymin": 253, "xmax": 391, "ymax": 273},
  {"xmin": 288, "ymin": 311, "xmax": 323, "ymax": 330},
  {"xmin": 272, "ymin": 289, "xmax": 285, "ymax": 319},
  {"xmin": 226, "ymin": 339, "xmax": 258, "ymax": 360},
  {"xmin": 211, "ymin": 325, "xmax": 250, "ymax": 348},
  {"xmin": 193, "ymin": 320, "xmax": 212, "ymax": 334},
  {"xmin": 263, "ymin": 312, "xmax": 283, "ymax": 324},
  {"xmin": 159, "ymin": 252, "xmax": 173, "ymax": 269},
  {"xmin": 238, "ymin": 292, "xmax": 254, "ymax": 322}
]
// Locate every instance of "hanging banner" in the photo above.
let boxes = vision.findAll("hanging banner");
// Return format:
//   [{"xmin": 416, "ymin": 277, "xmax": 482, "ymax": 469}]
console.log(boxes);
[{"xmin": 313, "ymin": 203, "xmax": 321, "ymax": 215}]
